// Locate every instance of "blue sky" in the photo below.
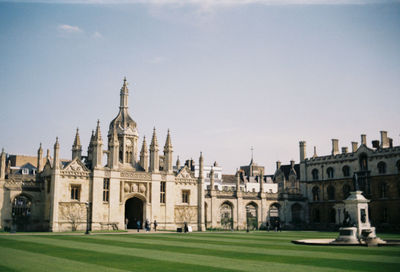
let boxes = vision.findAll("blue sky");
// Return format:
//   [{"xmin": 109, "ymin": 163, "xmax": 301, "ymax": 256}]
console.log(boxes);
[{"xmin": 0, "ymin": 0, "xmax": 399, "ymax": 173}]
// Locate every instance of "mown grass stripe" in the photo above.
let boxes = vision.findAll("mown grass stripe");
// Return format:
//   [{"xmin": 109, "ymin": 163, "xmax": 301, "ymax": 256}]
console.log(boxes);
[
  {"xmin": 0, "ymin": 237, "xmax": 232, "ymax": 272},
  {"xmin": 0, "ymin": 246, "xmax": 128, "ymax": 272},
  {"xmin": 114, "ymin": 234, "xmax": 400, "ymax": 257},
  {"xmin": 87, "ymin": 235, "xmax": 400, "ymax": 264},
  {"xmin": 2, "ymin": 235, "xmax": 354, "ymax": 272},
  {"xmin": 46, "ymin": 235, "xmax": 400, "ymax": 272}
]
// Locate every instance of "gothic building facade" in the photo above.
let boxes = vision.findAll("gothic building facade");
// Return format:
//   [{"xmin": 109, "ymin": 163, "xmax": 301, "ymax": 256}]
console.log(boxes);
[
  {"xmin": 1, "ymin": 79, "xmax": 398, "ymax": 232},
  {"xmin": 0, "ymin": 79, "xmax": 299, "ymax": 232},
  {"xmin": 300, "ymin": 133, "xmax": 400, "ymax": 231}
]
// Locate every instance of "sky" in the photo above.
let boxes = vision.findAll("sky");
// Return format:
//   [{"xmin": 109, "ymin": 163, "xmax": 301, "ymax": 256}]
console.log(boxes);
[{"xmin": 0, "ymin": 0, "xmax": 399, "ymax": 174}]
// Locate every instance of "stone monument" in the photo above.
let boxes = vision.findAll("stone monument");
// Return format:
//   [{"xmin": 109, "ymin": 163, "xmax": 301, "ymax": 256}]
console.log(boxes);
[{"xmin": 332, "ymin": 174, "xmax": 385, "ymax": 246}]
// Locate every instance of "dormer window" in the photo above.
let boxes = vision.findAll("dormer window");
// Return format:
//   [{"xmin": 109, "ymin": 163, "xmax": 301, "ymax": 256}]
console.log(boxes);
[{"xmin": 22, "ymin": 168, "xmax": 29, "ymax": 175}]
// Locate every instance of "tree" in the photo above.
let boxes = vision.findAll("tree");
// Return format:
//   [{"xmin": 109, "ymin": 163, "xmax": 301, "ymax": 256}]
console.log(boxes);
[{"xmin": 60, "ymin": 203, "xmax": 86, "ymax": 231}]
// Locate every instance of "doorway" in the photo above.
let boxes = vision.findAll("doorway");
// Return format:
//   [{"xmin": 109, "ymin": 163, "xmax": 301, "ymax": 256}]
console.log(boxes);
[{"xmin": 125, "ymin": 197, "xmax": 144, "ymax": 229}]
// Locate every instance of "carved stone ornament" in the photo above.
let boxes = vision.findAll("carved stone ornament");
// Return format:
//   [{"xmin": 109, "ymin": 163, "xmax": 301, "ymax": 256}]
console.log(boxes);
[
  {"xmin": 139, "ymin": 184, "xmax": 146, "ymax": 194},
  {"xmin": 131, "ymin": 183, "xmax": 138, "ymax": 192},
  {"xmin": 124, "ymin": 183, "xmax": 130, "ymax": 193}
]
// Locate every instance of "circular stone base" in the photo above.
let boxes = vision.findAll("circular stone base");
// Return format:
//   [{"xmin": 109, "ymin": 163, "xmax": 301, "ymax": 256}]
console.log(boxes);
[{"xmin": 292, "ymin": 239, "xmax": 398, "ymax": 246}]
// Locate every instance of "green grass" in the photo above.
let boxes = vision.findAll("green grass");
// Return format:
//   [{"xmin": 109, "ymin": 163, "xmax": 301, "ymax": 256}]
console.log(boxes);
[{"xmin": 0, "ymin": 231, "xmax": 399, "ymax": 271}]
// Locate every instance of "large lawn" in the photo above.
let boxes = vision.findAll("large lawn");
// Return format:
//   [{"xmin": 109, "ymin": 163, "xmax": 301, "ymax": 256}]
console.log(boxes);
[{"xmin": 0, "ymin": 231, "xmax": 399, "ymax": 271}]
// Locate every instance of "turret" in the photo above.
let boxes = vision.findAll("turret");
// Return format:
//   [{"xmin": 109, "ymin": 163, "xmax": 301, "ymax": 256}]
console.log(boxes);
[
  {"xmin": 199, "ymin": 152, "xmax": 204, "ymax": 179},
  {"xmin": 139, "ymin": 136, "xmax": 148, "ymax": 172},
  {"xmin": 37, "ymin": 143, "xmax": 43, "ymax": 172},
  {"xmin": 163, "ymin": 129, "xmax": 173, "ymax": 174},
  {"xmin": 149, "ymin": 128, "xmax": 159, "ymax": 173},
  {"xmin": 0, "ymin": 148, "xmax": 6, "ymax": 179},
  {"xmin": 236, "ymin": 170, "xmax": 241, "ymax": 192},
  {"xmin": 92, "ymin": 120, "xmax": 103, "ymax": 169},
  {"xmin": 53, "ymin": 137, "xmax": 60, "ymax": 170},
  {"xmin": 209, "ymin": 167, "xmax": 215, "ymax": 190},
  {"xmin": 72, "ymin": 128, "xmax": 82, "ymax": 160},
  {"xmin": 109, "ymin": 126, "xmax": 119, "ymax": 169}
]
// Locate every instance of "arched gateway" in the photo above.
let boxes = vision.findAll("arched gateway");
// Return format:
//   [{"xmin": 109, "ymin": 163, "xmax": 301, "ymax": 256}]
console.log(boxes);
[{"xmin": 125, "ymin": 197, "xmax": 144, "ymax": 229}]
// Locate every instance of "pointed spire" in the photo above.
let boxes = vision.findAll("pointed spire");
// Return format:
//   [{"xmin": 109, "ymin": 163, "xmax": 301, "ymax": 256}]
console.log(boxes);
[
  {"xmin": 120, "ymin": 77, "xmax": 129, "ymax": 109},
  {"xmin": 46, "ymin": 149, "xmax": 50, "ymax": 160},
  {"xmin": 94, "ymin": 120, "xmax": 102, "ymax": 141},
  {"xmin": 54, "ymin": 137, "xmax": 60, "ymax": 170},
  {"xmin": 73, "ymin": 128, "xmax": 81, "ymax": 147},
  {"xmin": 313, "ymin": 146, "xmax": 317, "ymax": 158},
  {"xmin": 176, "ymin": 155, "xmax": 180, "ymax": 169},
  {"xmin": 54, "ymin": 137, "xmax": 60, "ymax": 149},
  {"xmin": 140, "ymin": 136, "xmax": 148, "ymax": 155},
  {"xmin": 150, "ymin": 127, "xmax": 158, "ymax": 150},
  {"xmin": 37, "ymin": 143, "xmax": 43, "ymax": 172},
  {"xmin": 164, "ymin": 129, "xmax": 172, "ymax": 150}
]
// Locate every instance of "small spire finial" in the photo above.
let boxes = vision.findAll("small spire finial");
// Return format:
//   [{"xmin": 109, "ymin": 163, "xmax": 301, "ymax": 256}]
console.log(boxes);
[{"xmin": 251, "ymin": 146, "xmax": 254, "ymax": 161}]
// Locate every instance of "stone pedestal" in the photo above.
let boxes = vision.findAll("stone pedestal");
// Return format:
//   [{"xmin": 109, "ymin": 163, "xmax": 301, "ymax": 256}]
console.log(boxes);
[{"xmin": 333, "ymin": 191, "xmax": 385, "ymax": 245}]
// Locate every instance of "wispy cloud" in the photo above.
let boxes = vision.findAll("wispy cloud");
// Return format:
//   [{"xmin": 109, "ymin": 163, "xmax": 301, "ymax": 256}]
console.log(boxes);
[
  {"xmin": 92, "ymin": 31, "xmax": 103, "ymax": 39},
  {"xmin": 58, "ymin": 24, "xmax": 83, "ymax": 33}
]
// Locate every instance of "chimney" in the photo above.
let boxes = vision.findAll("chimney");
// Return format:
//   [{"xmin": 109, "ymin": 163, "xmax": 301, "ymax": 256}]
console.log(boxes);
[
  {"xmin": 276, "ymin": 161, "xmax": 281, "ymax": 170},
  {"xmin": 331, "ymin": 139, "xmax": 339, "ymax": 155},
  {"xmin": 299, "ymin": 141, "xmax": 306, "ymax": 162},
  {"xmin": 342, "ymin": 147, "xmax": 348, "ymax": 154},
  {"xmin": 361, "ymin": 134, "xmax": 367, "ymax": 146},
  {"xmin": 372, "ymin": 140, "xmax": 380, "ymax": 149},
  {"xmin": 380, "ymin": 131, "xmax": 389, "ymax": 148},
  {"xmin": 351, "ymin": 142, "xmax": 358, "ymax": 152}
]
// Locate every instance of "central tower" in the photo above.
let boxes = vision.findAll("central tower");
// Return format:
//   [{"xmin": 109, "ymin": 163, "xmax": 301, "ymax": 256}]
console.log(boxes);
[{"xmin": 108, "ymin": 78, "xmax": 139, "ymax": 167}]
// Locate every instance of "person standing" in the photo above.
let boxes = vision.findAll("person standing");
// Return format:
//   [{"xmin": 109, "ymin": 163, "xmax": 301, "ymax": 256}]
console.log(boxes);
[
  {"xmin": 125, "ymin": 218, "xmax": 129, "ymax": 230},
  {"xmin": 145, "ymin": 219, "xmax": 150, "ymax": 232},
  {"xmin": 266, "ymin": 221, "xmax": 270, "ymax": 232},
  {"xmin": 184, "ymin": 222, "xmax": 188, "ymax": 233},
  {"xmin": 153, "ymin": 220, "xmax": 158, "ymax": 232},
  {"xmin": 137, "ymin": 219, "xmax": 141, "ymax": 232}
]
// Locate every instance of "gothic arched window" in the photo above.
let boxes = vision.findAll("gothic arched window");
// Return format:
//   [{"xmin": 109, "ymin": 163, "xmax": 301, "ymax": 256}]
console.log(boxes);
[
  {"xmin": 327, "ymin": 167, "xmax": 334, "ymax": 179},
  {"xmin": 377, "ymin": 161, "xmax": 386, "ymax": 174},
  {"xmin": 312, "ymin": 169, "xmax": 319, "ymax": 181},
  {"xmin": 312, "ymin": 186, "xmax": 320, "ymax": 201},
  {"xmin": 342, "ymin": 165, "xmax": 350, "ymax": 177}
]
